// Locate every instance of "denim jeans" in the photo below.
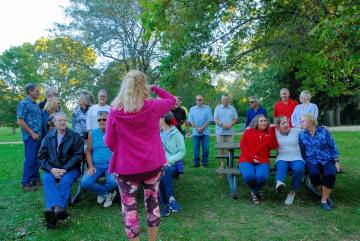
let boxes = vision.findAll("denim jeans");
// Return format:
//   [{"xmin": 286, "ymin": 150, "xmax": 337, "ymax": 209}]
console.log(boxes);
[
  {"xmin": 42, "ymin": 169, "xmax": 80, "ymax": 209},
  {"xmin": 80, "ymin": 166, "xmax": 117, "ymax": 196},
  {"xmin": 275, "ymin": 160, "xmax": 305, "ymax": 191},
  {"xmin": 22, "ymin": 137, "xmax": 41, "ymax": 185},
  {"xmin": 193, "ymin": 135, "xmax": 209, "ymax": 166},
  {"xmin": 159, "ymin": 164, "xmax": 178, "ymax": 205},
  {"xmin": 239, "ymin": 162, "xmax": 269, "ymax": 195},
  {"xmin": 306, "ymin": 161, "xmax": 336, "ymax": 189}
]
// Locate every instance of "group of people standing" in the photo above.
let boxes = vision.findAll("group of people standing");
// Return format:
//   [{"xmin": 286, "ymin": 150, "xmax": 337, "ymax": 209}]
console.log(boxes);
[{"xmin": 16, "ymin": 71, "xmax": 340, "ymax": 240}]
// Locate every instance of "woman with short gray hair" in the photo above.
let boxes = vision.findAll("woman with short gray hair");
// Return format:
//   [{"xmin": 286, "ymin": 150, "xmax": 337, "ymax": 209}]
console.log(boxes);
[
  {"xmin": 291, "ymin": 90, "xmax": 318, "ymax": 127},
  {"xmin": 72, "ymin": 91, "xmax": 93, "ymax": 139}
]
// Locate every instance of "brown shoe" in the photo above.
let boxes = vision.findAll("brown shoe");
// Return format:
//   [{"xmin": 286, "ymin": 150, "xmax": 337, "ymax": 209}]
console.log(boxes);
[
  {"xmin": 54, "ymin": 206, "xmax": 69, "ymax": 220},
  {"xmin": 22, "ymin": 185, "xmax": 36, "ymax": 192}
]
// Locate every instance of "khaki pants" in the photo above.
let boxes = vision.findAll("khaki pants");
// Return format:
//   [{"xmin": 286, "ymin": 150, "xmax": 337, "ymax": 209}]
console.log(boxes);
[{"xmin": 216, "ymin": 135, "xmax": 234, "ymax": 166}]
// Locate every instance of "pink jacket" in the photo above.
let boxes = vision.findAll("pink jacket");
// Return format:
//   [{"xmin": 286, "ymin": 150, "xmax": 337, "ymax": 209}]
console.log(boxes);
[{"xmin": 105, "ymin": 86, "xmax": 176, "ymax": 175}]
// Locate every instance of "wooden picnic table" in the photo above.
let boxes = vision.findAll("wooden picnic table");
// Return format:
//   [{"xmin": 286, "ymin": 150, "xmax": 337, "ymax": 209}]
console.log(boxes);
[{"xmin": 215, "ymin": 142, "xmax": 240, "ymax": 199}]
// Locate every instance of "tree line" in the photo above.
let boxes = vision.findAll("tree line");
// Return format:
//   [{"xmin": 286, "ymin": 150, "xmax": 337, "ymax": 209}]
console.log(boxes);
[{"xmin": 1, "ymin": 0, "xmax": 359, "ymax": 130}]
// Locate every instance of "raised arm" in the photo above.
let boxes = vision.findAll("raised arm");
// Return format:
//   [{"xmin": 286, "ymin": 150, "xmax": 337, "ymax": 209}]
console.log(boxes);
[{"xmin": 151, "ymin": 85, "xmax": 176, "ymax": 117}]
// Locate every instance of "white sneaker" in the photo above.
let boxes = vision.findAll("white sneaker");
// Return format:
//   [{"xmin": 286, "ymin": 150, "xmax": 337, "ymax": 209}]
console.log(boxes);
[
  {"xmin": 97, "ymin": 195, "xmax": 106, "ymax": 204},
  {"xmin": 103, "ymin": 190, "xmax": 117, "ymax": 208},
  {"xmin": 284, "ymin": 192, "xmax": 295, "ymax": 205},
  {"xmin": 276, "ymin": 181, "xmax": 285, "ymax": 193}
]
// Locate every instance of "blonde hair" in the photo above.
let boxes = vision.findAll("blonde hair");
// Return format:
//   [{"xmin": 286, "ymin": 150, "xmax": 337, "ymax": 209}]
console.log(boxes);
[
  {"xmin": 44, "ymin": 97, "xmax": 59, "ymax": 114},
  {"xmin": 301, "ymin": 113, "xmax": 318, "ymax": 126},
  {"xmin": 111, "ymin": 70, "xmax": 149, "ymax": 113}
]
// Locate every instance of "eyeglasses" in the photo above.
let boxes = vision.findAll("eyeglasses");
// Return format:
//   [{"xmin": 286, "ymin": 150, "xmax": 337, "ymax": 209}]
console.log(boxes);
[
  {"xmin": 97, "ymin": 118, "xmax": 107, "ymax": 122},
  {"xmin": 249, "ymin": 101, "xmax": 255, "ymax": 104}
]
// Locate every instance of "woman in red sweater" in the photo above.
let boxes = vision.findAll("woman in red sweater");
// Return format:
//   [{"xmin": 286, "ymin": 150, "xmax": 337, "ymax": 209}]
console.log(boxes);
[{"xmin": 239, "ymin": 114, "xmax": 278, "ymax": 204}]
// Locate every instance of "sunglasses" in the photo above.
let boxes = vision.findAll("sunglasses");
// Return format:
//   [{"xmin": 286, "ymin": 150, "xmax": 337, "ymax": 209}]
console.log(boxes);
[
  {"xmin": 97, "ymin": 118, "xmax": 107, "ymax": 122},
  {"xmin": 249, "ymin": 101, "xmax": 255, "ymax": 104},
  {"xmin": 196, "ymin": 99, "xmax": 203, "ymax": 101}
]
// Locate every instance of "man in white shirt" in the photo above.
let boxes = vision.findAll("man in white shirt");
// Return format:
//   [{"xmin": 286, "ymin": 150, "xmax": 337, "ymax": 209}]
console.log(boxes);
[{"xmin": 86, "ymin": 90, "xmax": 110, "ymax": 131}]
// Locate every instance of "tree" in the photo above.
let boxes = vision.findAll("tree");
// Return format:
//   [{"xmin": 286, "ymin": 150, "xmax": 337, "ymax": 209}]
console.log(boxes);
[
  {"xmin": 142, "ymin": 0, "xmax": 360, "ymax": 124},
  {"xmin": 35, "ymin": 36, "xmax": 98, "ymax": 104},
  {"xmin": 55, "ymin": 0, "xmax": 160, "ymax": 75},
  {"xmin": 0, "ymin": 43, "xmax": 42, "ymax": 132}
]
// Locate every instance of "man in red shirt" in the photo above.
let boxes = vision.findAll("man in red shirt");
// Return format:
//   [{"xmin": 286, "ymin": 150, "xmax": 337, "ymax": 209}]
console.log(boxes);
[{"xmin": 273, "ymin": 88, "xmax": 298, "ymax": 127}]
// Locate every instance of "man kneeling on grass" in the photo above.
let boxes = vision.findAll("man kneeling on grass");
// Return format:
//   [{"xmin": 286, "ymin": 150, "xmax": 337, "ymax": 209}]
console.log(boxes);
[
  {"xmin": 38, "ymin": 111, "xmax": 84, "ymax": 228},
  {"xmin": 80, "ymin": 111, "xmax": 117, "ymax": 207}
]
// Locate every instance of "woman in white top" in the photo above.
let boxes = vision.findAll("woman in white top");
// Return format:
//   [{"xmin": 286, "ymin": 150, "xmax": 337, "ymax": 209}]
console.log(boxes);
[
  {"xmin": 291, "ymin": 90, "xmax": 318, "ymax": 128},
  {"xmin": 274, "ymin": 116, "xmax": 305, "ymax": 205}
]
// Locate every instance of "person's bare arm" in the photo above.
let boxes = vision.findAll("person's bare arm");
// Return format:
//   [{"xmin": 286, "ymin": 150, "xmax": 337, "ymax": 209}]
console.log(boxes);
[
  {"xmin": 85, "ymin": 133, "xmax": 96, "ymax": 175},
  {"xmin": 17, "ymin": 119, "xmax": 39, "ymax": 140}
]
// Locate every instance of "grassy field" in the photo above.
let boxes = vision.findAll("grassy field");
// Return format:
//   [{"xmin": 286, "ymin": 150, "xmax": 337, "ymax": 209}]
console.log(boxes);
[
  {"xmin": 0, "ymin": 132, "xmax": 360, "ymax": 240},
  {"xmin": 0, "ymin": 127, "xmax": 22, "ymax": 142}
]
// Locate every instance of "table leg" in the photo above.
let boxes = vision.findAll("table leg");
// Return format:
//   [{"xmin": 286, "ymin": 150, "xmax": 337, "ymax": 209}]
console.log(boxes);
[{"xmin": 227, "ymin": 149, "xmax": 237, "ymax": 198}]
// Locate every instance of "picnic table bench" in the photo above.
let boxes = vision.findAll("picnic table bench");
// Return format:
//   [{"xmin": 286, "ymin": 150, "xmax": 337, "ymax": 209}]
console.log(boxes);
[{"xmin": 214, "ymin": 142, "xmax": 344, "ymax": 199}]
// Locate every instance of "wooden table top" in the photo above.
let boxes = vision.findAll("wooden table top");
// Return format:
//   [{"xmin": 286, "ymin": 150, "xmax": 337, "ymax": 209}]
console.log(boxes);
[{"xmin": 214, "ymin": 142, "xmax": 240, "ymax": 149}]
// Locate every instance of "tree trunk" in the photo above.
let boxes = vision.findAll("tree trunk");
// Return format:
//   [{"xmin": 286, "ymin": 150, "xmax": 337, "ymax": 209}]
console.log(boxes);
[
  {"xmin": 335, "ymin": 101, "xmax": 341, "ymax": 126},
  {"xmin": 325, "ymin": 110, "xmax": 333, "ymax": 126}
]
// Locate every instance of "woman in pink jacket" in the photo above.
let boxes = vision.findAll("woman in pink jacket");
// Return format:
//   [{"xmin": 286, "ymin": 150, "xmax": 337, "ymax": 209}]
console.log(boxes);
[{"xmin": 105, "ymin": 70, "xmax": 175, "ymax": 241}]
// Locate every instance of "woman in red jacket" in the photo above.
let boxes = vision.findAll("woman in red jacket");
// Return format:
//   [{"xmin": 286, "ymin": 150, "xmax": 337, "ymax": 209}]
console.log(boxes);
[{"xmin": 239, "ymin": 114, "xmax": 278, "ymax": 204}]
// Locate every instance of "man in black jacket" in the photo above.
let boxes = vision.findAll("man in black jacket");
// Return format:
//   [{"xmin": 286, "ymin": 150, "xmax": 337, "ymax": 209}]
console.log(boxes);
[{"xmin": 38, "ymin": 111, "xmax": 84, "ymax": 228}]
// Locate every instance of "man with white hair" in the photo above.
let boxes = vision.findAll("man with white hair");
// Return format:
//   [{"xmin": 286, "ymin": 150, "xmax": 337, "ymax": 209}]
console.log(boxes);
[
  {"xmin": 273, "ymin": 88, "xmax": 298, "ymax": 127},
  {"xmin": 86, "ymin": 89, "xmax": 110, "ymax": 131},
  {"xmin": 38, "ymin": 111, "xmax": 84, "ymax": 228},
  {"xmin": 245, "ymin": 95, "xmax": 267, "ymax": 128},
  {"xmin": 39, "ymin": 87, "xmax": 59, "ymax": 110}
]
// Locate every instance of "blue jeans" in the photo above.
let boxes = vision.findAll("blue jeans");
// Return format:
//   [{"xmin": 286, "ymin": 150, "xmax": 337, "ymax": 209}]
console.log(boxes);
[
  {"xmin": 22, "ymin": 137, "xmax": 41, "ymax": 185},
  {"xmin": 159, "ymin": 164, "xmax": 178, "ymax": 205},
  {"xmin": 193, "ymin": 135, "xmax": 209, "ymax": 166},
  {"xmin": 239, "ymin": 162, "xmax": 269, "ymax": 195},
  {"xmin": 42, "ymin": 169, "xmax": 80, "ymax": 209},
  {"xmin": 275, "ymin": 160, "xmax": 305, "ymax": 191},
  {"xmin": 80, "ymin": 166, "xmax": 117, "ymax": 196},
  {"xmin": 306, "ymin": 161, "xmax": 336, "ymax": 189}
]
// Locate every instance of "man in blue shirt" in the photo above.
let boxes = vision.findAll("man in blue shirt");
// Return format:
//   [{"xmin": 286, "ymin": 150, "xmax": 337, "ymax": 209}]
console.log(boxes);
[
  {"xmin": 188, "ymin": 95, "xmax": 213, "ymax": 167},
  {"xmin": 214, "ymin": 94, "xmax": 238, "ymax": 167},
  {"xmin": 17, "ymin": 83, "xmax": 42, "ymax": 191},
  {"xmin": 245, "ymin": 95, "xmax": 267, "ymax": 128}
]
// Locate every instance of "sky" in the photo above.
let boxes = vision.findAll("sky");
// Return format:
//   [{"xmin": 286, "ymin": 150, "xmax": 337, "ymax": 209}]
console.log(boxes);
[{"xmin": 0, "ymin": 0, "xmax": 70, "ymax": 54}]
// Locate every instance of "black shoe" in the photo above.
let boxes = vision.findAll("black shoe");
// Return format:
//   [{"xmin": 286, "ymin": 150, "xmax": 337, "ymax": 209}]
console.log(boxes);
[
  {"xmin": 22, "ymin": 184, "xmax": 36, "ymax": 192},
  {"xmin": 45, "ymin": 209, "xmax": 57, "ymax": 228},
  {"xmin": 194, "ymin": 164, "xmax": 200, "ymax": 168},
  {"xmin": 32, "ymin": 180, "xmax": 42, "ymax": 187},
  {"xmin": 54, "ymin": 206, "xmax": 69, "ymax": 220},
  {"xmin": 203, "ymin": 164, "xmax": 208, "ymax": 168}
]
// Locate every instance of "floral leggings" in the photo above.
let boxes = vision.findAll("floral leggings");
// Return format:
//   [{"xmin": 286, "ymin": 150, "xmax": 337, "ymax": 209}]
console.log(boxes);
[{"xmin": 116, "ymin": 171, "xmax": 162, "ymax": 240}]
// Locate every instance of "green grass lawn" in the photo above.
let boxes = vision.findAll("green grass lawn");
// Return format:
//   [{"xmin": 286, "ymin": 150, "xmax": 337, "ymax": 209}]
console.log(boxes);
[
  {"xmin": 0, "ymin": 133, "xmax": 360, "ymax": 240},
  {"xmin": 0, "ymin": 127, "xmax": 22, "ymax": 142}
]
